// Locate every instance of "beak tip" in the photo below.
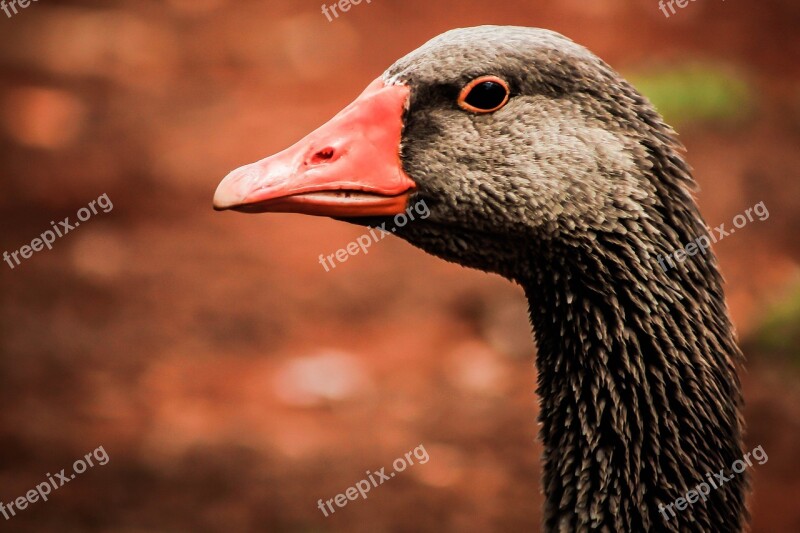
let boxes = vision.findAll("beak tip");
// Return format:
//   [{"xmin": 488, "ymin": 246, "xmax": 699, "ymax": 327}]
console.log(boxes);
[
  {"xmin": 213, "ymin": 181, "xmax": 242, "ymax": 212},
  {"xmin": 212, "ymin": 194, "xmax": 229, "ymax": 211}
]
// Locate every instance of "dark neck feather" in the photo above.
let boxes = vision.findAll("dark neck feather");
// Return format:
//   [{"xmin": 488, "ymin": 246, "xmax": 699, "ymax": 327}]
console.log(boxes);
[{"xmin": 523, "ymin": 200, "xmax": 746, "ymax": 531}]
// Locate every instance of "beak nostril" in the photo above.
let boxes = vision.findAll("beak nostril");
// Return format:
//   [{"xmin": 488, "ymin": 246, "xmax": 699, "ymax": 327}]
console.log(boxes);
[{"xmin": 309, "ymin": 147, "xmax": 337, "ymax": 165}]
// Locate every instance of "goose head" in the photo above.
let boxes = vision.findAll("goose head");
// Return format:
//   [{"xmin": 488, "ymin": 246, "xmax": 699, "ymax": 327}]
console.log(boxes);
[{"xmin": 214, "ymin": 26, "xmax": 684, "ymax": 282}]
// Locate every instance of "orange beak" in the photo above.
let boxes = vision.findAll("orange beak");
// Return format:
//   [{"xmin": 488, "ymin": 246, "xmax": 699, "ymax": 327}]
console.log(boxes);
[{"xmin": 213, "ymin": 79, "xmax": 415, "ymax": 217}]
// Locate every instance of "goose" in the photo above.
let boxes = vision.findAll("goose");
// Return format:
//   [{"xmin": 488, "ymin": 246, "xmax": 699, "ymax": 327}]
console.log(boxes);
[{"xmin": 213, "ymin": 26, "xmax": 747, "ymax": 532}]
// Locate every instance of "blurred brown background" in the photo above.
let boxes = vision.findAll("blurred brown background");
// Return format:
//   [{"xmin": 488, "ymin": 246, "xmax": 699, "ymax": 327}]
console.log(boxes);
[{"xmin": 1, "ymin": 0, "xmax": 799, "ymax": 531}]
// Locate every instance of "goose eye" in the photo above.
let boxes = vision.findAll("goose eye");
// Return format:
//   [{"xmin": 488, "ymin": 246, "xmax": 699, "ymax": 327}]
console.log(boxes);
[{"xmin": 458, "ymin": 76, "xmax": 510, "ymax": 113}]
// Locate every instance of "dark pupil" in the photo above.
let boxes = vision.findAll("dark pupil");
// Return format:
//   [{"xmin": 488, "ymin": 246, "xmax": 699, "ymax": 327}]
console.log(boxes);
[{"xmin": 465, "ymin": 81, "xmax": 506, "ymax": 110}]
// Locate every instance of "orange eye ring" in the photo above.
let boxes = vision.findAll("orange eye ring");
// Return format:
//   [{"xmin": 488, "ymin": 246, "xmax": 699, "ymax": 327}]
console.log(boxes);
[{"xmin": 457, "ymin": 75, "xmax": 510, "ymax": 114}]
